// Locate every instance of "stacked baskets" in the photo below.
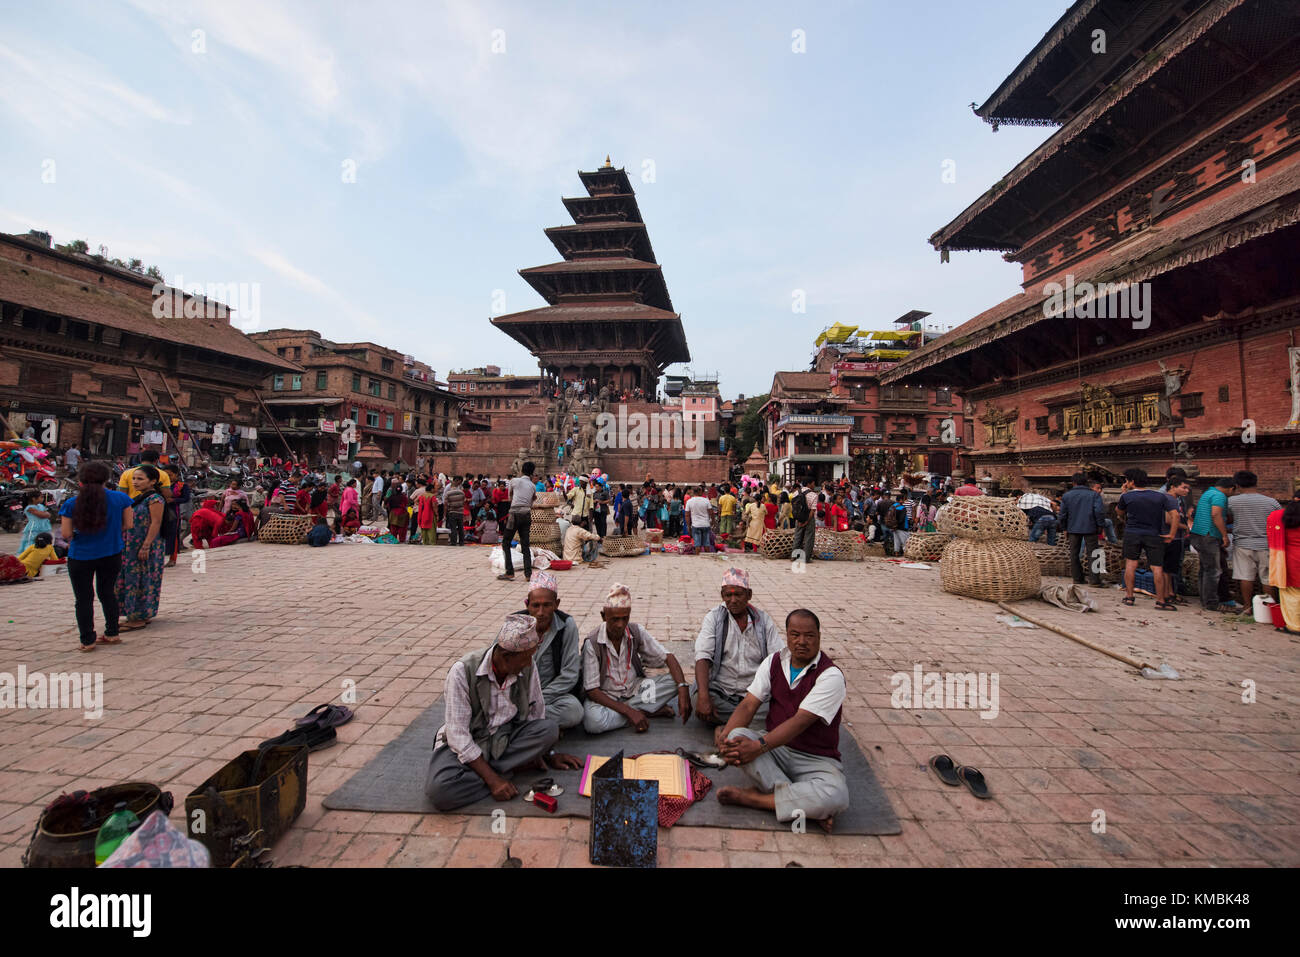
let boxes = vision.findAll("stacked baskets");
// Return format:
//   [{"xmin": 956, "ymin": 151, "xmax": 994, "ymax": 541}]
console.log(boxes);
[
  {"xmin": 937, "ymin": 497, "xmax": 1040, "ymax": 602},
  {"xmin": 903, "ymin": 531, "xmax": 953, "ymax": 562},
  {"xmin": 529, "ymin": 491, "xmax": 563, "ymax": 550}
]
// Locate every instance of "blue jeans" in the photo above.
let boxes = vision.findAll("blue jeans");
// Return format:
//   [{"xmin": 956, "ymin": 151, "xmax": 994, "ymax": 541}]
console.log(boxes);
[
  {"xmin": 1029, "ymin": 515, "xmax": 1058, "ymax": 545},
  {"xmin": 692, "ymin": 525, "xmax": 709, "ymax": 551},
  {"xmin": 1102, "ymin": 518, "xmax": 1119, "ymax": 543}
]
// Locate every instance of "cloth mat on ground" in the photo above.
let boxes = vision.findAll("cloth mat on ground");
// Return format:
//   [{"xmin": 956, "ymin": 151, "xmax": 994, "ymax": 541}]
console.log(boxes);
[{"xmin": 323, "ymin": 699, "xmax": 900, "ymax": 835}]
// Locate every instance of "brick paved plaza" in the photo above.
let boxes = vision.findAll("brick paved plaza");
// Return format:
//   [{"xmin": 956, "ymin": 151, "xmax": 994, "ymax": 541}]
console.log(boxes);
[{"xmin": 1, "ymin": 538, "xmax": 1297, "ymax": 868}]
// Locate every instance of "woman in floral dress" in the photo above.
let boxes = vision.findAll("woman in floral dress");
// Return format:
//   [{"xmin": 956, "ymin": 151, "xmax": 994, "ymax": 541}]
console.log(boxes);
[{"xmin": 116, "ymin": 465, "xmax": 166, "ymax": 630}]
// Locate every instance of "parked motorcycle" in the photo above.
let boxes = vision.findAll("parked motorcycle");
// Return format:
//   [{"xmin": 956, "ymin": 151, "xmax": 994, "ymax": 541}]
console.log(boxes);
[{"xmin": 0, "ymin": 490, "xmax": 27, "ymax": 533}]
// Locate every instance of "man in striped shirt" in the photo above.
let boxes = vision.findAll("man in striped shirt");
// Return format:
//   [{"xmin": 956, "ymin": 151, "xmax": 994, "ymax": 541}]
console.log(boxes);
[{"xmin": 1227, "ymin": 470, "xmax": 1280, "ymax": 608}]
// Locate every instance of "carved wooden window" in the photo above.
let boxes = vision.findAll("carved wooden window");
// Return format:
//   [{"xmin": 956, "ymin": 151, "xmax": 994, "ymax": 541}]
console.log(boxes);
[{"xmin": 1035, "ymin": 416, "xmax": 1049, "ymax": 434}]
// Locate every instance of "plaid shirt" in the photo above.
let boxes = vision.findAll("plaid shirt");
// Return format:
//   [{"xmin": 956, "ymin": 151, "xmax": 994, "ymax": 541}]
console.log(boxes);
[
  {"xmin": 435, "ymin": 649, "xmax": 544, "ymax": 764},
  {"xmin": 582, "ymin": 623, "xmax": 669, "ymax": 699},
  {"xmin": 1018, "ymin": 492, "xmax": 1054, "ymax": 512}
]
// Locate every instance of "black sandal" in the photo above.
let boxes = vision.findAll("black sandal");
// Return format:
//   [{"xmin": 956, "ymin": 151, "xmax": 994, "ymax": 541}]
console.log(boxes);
[
  {"xmin": 956, "ymin": 765, "xmax": 992, "ymax": 800},
  {"xmin": 928, "ymin": 754, "xmax": 962, "ymax": 787},
  {"xmin": 1121, "ymin": 596, "xmax": 1136, "ymax": 606},
  {"xmin": 1154, "ymin": 600, "xmax": 1178, "ymax": 611}
]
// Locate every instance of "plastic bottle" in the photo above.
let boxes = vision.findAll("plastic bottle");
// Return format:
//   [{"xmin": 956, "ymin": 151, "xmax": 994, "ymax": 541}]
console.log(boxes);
[{"xmin": 93, "ymin": 801, "xmax": 139, "ymax": 866}]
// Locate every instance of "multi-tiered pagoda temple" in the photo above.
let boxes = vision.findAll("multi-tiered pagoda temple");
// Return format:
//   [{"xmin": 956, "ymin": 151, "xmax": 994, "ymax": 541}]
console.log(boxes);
[{"xmin": 491, "ymin": 159, "xmax": 690, "ymax": 394}]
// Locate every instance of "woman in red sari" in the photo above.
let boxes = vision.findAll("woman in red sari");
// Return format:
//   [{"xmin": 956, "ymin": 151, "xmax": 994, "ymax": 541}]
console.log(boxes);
[
  {"xmin": 1267, "ymin": 499, "xmax": 1300, "ymax": 632},
  {"xmin": 829, "ymin": 494, "xmax": 850, "ymax": 532},
  {"xmin": 763, "ymin": 492, "xmax": 778, "ymax": 530}
]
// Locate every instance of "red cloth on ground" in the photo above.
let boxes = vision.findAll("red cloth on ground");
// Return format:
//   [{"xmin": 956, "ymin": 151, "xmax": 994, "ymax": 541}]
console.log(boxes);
[{"xmin": 658, "ymin": 768, "xmax": 713, "ymax": 828}]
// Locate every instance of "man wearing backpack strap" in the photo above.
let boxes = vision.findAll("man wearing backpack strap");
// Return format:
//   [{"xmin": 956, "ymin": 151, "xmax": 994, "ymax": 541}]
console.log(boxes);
[
  {"xmin": 518, "ymin": 570, "xmax": 583, "ymax": 730},
  {"xmin": 691, "ymin": 568, "xmax": 783, "ymax": 734},
  {"xmin": 581, "ymin": 583, "xmax": 691, "ymax": 733},
  {"xmin": 887, "ymin": 493, "xmax": 911, "ymax": 555},
  {"xmin": 425, "ymin": 614, "xmax": 582, "ymax": 811}
]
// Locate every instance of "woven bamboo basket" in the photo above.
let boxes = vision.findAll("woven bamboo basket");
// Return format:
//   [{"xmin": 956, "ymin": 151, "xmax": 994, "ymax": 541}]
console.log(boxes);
[
  {"xmin": 759, "ymin": 528, "xmax": 796, "ymax": 560},
  {"xmin": 813, "ymin": 528, "xmax": 865, "ymax": 561},
  {"xmin": 940, "ymin": 538, "xmax": 1041, "ymax": 602},
  {"xmin": 1030, "ymin": 541, "xmax": 1072, "ymax": 577},
  {"xmin": 936, "ymin": 497, "xmax": 1028, "ymax": 541},
  {"xmin": 534, "ymin": 491, "xmax": 565, "ymax": 508},
  {"xmin": 600, "ymin": 535, "xmax": 646, "ymax": 558},
  {"xmin": 260, "ymin": 514, "xmax": 313, "ymax": 545},
  {"xmin": 903, "ymin": 531, "xmax": 953, "ymax": 562}
]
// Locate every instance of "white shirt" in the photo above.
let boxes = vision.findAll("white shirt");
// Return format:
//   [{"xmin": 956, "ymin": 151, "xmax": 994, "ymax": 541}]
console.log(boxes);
[
  {"xmin": 65, "ymin": 448, "xmax": 81, "ymax": 469},
  {"xmin": 582, "ymin": 623, "xmax": 669, "ymax": 699},
  {"xmin": 435, "ymin": 650, "xmax": 545, "ymax": 764},
  {"xmin": 685, "ymin": 495, "xmax": 712, "ymax": 528},
  {"xmin": 746, "ymin": 649, "xmax": 846, "ymax": 725},
  {"xmin": 694, "ymin": 606, "xmax": 784, "ymax": 696},
  {"xmin": 372, "ymin": 476, "xmax": 384, "ymax": 495}
]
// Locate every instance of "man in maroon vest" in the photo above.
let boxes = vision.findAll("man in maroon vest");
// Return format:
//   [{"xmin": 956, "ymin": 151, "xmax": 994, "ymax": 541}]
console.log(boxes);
[{"xmin": 716, "ymin": 608, "xmax": 849, "ymax": 832}]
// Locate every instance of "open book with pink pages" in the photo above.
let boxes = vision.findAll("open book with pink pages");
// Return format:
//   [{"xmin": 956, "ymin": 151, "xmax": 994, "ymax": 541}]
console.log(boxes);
[{"xmin": 578, "ymin": 753, "xmax": 693, "ymax": 800}]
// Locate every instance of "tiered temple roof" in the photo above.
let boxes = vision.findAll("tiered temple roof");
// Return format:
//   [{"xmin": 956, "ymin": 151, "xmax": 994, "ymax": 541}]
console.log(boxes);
[{"xmin": 491, "ymin": 159, "xmax": 689, "ymax": 390}]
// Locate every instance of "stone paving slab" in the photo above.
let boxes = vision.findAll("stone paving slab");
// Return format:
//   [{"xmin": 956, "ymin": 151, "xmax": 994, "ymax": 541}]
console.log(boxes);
[{"xmin": 0, "ymin": 535, "xmax": 1296, "ymax": 868}]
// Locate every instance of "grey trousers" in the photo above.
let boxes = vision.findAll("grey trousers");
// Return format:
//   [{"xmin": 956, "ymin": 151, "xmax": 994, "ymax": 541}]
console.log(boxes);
[
  {"xmin": 793, "ymin": 521, "xmax": 816, "ymax": 562},
  {"xmin": 582, "ymin": 674, "xmax": 680, "ymax": 734},
  {"xmin": 424, "ymin": 718, "xmax": 559, "ymax": 811},
  {"xmin": 688, "ymin": 683, "xmax": 767, "ymax": 724},
  {"xmin": 1189, "ymin": 534, "xmax": 1223, "ymax": 609},
  {"xmin": 726, "ymin": 728, "xmax": 850, "ymax": 823},
  {"xmin": 544, "ymin": 692, "xmax": 583, "ymax": 731}
]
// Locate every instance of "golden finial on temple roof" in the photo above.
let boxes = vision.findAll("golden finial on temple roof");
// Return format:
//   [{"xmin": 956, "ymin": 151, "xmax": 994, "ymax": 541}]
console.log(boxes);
[{"xmin": 602, "ymin": 155, "xmax": 612, "ymax": 168}]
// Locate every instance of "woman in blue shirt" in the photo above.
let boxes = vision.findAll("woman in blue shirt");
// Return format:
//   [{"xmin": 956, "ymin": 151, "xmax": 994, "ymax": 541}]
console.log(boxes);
[{"xmin": 58, "ymin": 462, "xmax": 134, "ymax": 651}]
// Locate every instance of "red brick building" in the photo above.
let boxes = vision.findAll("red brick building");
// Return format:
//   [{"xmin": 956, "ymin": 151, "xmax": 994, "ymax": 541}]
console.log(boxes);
[
  {"xmin": 884, "ymin": 0, "xmax": 1300, "ymax": 499},
  {"xmin": 249, "ymin": 330, "xmax": 459, "ymax": 466},
  {"xmin": 763, "ymin": 319, "xmax": 968, "ymax": 485},
  {"xmin": 0, "ymin": 230, "xmax": 296, "ymax": 461}
]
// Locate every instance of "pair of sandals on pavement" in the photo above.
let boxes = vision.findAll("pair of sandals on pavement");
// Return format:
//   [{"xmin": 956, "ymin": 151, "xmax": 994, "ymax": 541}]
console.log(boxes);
[
  {"xmin": 259, "ymin": 703, "xmax": 354, "ymax": 752},
  {"xmin": 1121, "ymin": 593, "xmax": 1186, "ymax": 611},
  {"xmin": 928, "ymin": 754, "xmax": 991, "ymax": 799}
]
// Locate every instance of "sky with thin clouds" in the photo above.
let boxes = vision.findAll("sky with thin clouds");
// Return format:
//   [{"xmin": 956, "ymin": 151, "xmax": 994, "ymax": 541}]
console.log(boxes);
[{"xmin": 0, "ymin": 0, "xmax": 1063, "ymax": 397}]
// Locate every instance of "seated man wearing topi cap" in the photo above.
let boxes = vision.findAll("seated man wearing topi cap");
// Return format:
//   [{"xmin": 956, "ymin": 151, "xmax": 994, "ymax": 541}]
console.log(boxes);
[
  {"xmin": 715, "ymin": 609, "xmax": 850, "ymax": 833},
  {"xmin": 581, "ymin": 582, "xmax": 692, "ymax": 734},
  {"xmin": 517, "ymin": 570, "xmax": 583, "ymax": 731},
  {"xmin": 692, "ymin": 568, "xmax": 783, "ymax": 735},
  {"xmin": 425, "ymin": 614, "xmax": 582, "ymax": 811}
]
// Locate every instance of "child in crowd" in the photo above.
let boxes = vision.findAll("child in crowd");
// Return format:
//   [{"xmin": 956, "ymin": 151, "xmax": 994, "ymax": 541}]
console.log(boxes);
[
  {"xmin": 18, "ymin": 531, "xmax": 56, "ymax": 578},
  {"xmin": 19, "ymin": 490, "xmax": 52, "ymax": 553}
]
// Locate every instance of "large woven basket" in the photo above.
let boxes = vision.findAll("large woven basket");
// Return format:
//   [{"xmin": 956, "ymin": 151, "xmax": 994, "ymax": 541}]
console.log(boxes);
[
  {"xmin": 1030, "ymin": 541, "xmax": 1072, "ymax": 577},
  {"xmin": 759, "ymin": 528, "xmax": 796, "ymax": 560},
  {"xmin": 260, "ymin": 514, "xmax": 313, "ymax": 545},
  {"xmin": 903, "ymin": 531, "xmax": 953, "ymax": 562},
  {"xmin": 534, "ymin": 491, "xmax": 565, "ymax": 508},
  {"xmin": 936, "ymin": 497, "xmax": 1028, "ymax": 541},
  {"xmin": 812, "ymin": 528, "xmax": 865, "ymax": 561},
  {"xmin": 940, "ymin": 538, "xmax": 1041, "ymax": 602},
  {"xmin": 601, "ymin": 535, "xmax": 646, "ymax": 558}
]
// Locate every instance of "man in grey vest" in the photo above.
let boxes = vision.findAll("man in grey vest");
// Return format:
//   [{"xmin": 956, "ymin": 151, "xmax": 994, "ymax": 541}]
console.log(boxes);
[
  {"xmin": 520, "ymin": 570, "xmax": 583, "ymax": 730},
  {"xmin": 581, "ymin": 582, "xmax": 691, "ymax": 734},
  {"xmin": 425, "ymin": 614, "xmax": 581, "ymax": 811},
  {"xmin": 692, "ymin": 568, "xmax": 783, "ymax": 737}
]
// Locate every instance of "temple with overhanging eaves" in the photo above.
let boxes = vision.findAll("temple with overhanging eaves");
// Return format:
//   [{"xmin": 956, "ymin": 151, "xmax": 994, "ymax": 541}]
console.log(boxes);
[
  {"xmin": 490, "ymin": 158, "xmax": 690, "ymax": 395},
  {"xmin": 882, "ymin": 0, "xmax": 1300, "ymax": 498}
]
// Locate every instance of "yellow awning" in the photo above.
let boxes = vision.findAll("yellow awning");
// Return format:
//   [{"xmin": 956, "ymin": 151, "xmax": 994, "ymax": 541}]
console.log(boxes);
[
  {"xmin": 863, "ymin": 330, "xmax": 919, "ymax": 340},
  {"xmin": 825, "ymin": 323, "xmax": 858, "ymax": 343}
]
